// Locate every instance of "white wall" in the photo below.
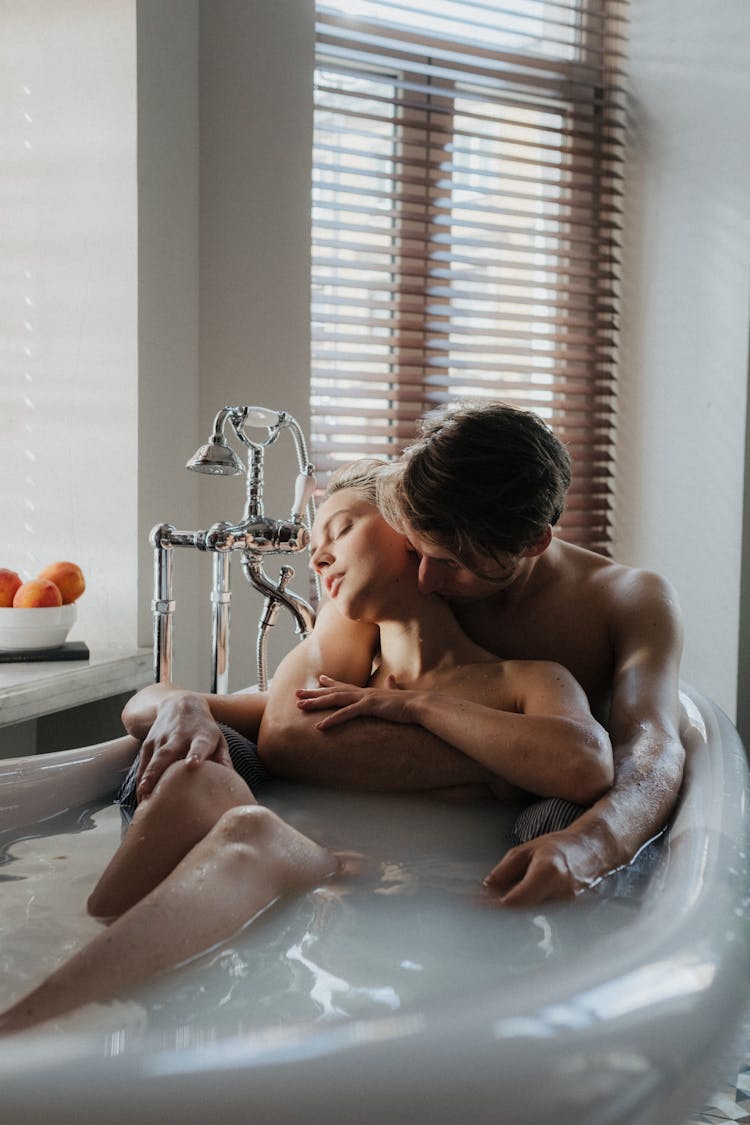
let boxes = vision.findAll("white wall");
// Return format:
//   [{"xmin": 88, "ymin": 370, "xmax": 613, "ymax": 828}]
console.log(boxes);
[
  {"xmin": 614, "ymin": 0, "xmax": 750, "ymax": 722},
  {"xmin": 0, "ymin": 0, "xmax": 139, "ymax": 651},
  {"xmin": 196, "ymin": 0, "xmax": 315, "ymax": 687},
  {"xmin": 136, "ymin": 0, "xmax": 202, "ymax": 690},
  {"xmin": 740, "ymin": 371, "xmax": 750, "ymax": 744},
  {"xmin": 132, "ymin": 0, "xmax": 315, "ymax": 691}
]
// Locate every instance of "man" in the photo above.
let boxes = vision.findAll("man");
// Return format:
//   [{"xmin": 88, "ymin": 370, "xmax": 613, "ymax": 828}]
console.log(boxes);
[{"xmin": 127, "ymin": 401, "xmax": 684, "ymax": 906}]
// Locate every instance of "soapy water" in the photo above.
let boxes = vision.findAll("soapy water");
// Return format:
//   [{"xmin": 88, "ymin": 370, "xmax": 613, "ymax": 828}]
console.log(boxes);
[{"xmin": 0, "ymin": 784, "xmax": 663, "ymax": 1045}]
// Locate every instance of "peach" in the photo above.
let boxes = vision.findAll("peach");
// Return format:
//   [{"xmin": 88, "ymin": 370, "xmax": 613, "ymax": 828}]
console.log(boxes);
[
  {"xmin": 37, "ymin": 561, "xmax": 86, "ymax": 605},
  {"xmin": 13, "ymin": 578, "xmax": 63, "ymax": 608},
  {"xmin": 0, "ymin": 568, "xmax": 23, "ymax": 607}
]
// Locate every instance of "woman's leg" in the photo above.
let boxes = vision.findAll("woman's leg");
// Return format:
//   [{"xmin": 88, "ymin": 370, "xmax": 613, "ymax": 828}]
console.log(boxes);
[
  {"xmin": 89, "ymin": 758, "xmax": 255, "ymax": 918},
  {"xmin": 0, "ymin": 804, "xmax": 336, "ymax": 1034}
]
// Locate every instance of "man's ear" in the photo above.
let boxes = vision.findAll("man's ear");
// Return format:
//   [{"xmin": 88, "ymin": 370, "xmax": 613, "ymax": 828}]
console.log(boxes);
[{"xmin": 521, "ymin": 526, "xmax": 552, "ymax": 558}]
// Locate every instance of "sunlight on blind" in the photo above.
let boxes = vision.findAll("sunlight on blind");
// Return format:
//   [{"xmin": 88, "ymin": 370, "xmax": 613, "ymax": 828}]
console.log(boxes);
[{"xmin": 311, "ymin": 0, "xmax": 628, "ymax": 553}]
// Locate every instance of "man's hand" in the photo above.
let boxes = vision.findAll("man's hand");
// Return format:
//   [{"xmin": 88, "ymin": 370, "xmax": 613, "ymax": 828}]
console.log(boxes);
[
  {"xmin": 135, "ymin": 692, "xmax": 232, "ymax": 803},
  {"xmin": 483, "ymin": 831, "xmax": 604, "ymax": 907},
  {"xmin": 296, "ymin": 674, "xmax": 418, "ymax": 729}
]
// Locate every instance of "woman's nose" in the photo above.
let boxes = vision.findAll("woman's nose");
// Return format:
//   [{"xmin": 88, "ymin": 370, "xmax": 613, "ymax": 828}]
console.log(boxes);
[{"xmin": 310, "ymin": 545, "xmax": 329, "ymax": 573}]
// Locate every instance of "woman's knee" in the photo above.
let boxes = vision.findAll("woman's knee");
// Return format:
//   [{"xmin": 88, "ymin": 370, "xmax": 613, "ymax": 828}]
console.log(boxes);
[
  {"xmin": 213, "ymin": 803, "xmax": 280, "ymax": 846},
  {"xmin": 211, "ymin": 805, "xmax": 334, "ymax": 884},
  {"xmin": 134, "ymin": 759, "xmax": 248, "ymax": 829},
  {"xmin": 135, "ymin": 758, "xmax": 194, "ymax": 811},
  {"xmin": 160, "ymin": 758, "xmax": 245, "ymax": 800}
]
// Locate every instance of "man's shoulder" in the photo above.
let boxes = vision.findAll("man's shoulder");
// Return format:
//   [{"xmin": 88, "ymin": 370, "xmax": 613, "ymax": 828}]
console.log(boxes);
[
  {"xmin": 547, "ymin": 539, "xmax": 620, "ymax": 597},
  {"xmin": 550, "ymin": 543, "xmax": 681, "ymax": 635},
  {"xmin": 554, "ymin": 538, "xmax": 614, "ymax": 572},
  {"xmin": 557, "ymin": 546, "xmax": 683, "ymax": 641},
  {"xmin": 555, "ymin": 540, "xmax": 675, "ymax": 595}
]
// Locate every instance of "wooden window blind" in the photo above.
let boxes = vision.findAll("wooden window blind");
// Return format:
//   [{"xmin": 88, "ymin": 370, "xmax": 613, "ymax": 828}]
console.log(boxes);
[{"xmin": 311, "ymin": 0, "xmax": 628, "ymax": 553}]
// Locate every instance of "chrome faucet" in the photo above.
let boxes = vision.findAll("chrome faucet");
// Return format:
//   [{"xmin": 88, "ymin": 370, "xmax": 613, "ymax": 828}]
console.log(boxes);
[{"xmin": 151, "ymin": 406, "xmax": 318, "ymax": 692}]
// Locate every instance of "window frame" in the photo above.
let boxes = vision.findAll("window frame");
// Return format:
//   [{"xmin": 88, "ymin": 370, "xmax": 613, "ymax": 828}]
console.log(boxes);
[{"xmin": 311, "ymin": 2, "xmax": 627, "ymax": 555}]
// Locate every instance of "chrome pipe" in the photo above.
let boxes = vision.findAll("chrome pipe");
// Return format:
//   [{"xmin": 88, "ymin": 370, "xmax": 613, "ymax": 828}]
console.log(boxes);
[
  {"xmin": 150, "ymin": 523, "xmax": 176, "ymax": 685},
  {"xmin": 210, "ymin": 547, "xmax": 231, "ymax": 694},
  {"xmin": 244, "ymin": 446, "xmax": 264, "ymax": 521},
  {"xmin": 203, "ymin": 519, "xmax": 309, "ymax": 555},
  {"xmin": 242, "ymin": 555, "xmax": 315, "ymax": 691},
  {"xmin": 255, "ymin": 576, "xmax": 287, "ymax": 694}
]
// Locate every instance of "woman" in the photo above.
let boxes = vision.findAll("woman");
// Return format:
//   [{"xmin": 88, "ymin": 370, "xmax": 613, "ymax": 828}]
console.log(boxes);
[{"xmin": 0, "ymin": 461, "xmax": 611, "ymax": 1033}]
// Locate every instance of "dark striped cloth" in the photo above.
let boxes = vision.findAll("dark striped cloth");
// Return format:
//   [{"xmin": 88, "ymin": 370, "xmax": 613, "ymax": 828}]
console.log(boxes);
[
  {"xmin": 512, "ymin": 797, "xmax": 587, "ymax": 844},
  {"xmin": 220, "ymin": 724, "xmax": 274, "ymax": 792},
  {"xmin": 117, "ymin": 723, "xmax": 273, "ymax": 825}
]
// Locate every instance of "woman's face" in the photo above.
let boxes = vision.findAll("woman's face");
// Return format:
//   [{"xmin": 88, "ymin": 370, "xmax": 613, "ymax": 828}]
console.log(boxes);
[{"xmin": 310, "ymin": 488, "xmax": 418, "ymax": 621}]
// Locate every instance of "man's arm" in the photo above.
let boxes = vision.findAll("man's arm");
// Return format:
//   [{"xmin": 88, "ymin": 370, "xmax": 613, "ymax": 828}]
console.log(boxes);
[
  {"xmin": 258, "ymin": 603, "xmax": 494, "ymax": 790},
  {"xmin": 121, "ymin": 683, "xmax": 268, "ymax": 802},
  {"xmin": 485, "ymin": 570, "xmax": 685, "ymax": 905}
]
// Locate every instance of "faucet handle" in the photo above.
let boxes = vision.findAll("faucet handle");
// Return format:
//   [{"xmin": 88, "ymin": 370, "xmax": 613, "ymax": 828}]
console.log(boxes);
[
  {"xmin": 278, "ymin": 565, "xmax": 294, "ymax": 592},
  {"xmin": 291, "ymin": 470, "xmax": 317, "ymax": 522}
]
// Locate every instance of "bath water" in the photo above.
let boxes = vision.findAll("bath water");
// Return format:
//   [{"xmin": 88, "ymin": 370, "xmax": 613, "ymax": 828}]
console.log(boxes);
[{"xmin": 0, "ymin": 784, "xmax": 661, "ymax": 1047}]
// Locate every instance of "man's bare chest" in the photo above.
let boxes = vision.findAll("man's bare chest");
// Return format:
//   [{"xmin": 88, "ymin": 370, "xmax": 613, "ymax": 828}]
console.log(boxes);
[{"xmin": 453, "ymin": 596, "xmax": 613, "ymax": 717}]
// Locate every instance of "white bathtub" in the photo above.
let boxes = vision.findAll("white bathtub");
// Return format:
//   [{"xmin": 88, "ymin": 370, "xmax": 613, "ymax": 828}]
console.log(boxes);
[{"xmin": 0, "ymin": 682, "xmax": 748, "ymax": 1125}]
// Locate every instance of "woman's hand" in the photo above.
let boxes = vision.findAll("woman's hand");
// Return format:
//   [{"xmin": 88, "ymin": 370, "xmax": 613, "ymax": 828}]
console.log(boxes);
[
  {"xmin": 135, "ymin": 691, "xmax": 232, "ymax": 802},
  {"xmin": 296, "ymin": 674, "xmax": 420, "ymax": 730}
]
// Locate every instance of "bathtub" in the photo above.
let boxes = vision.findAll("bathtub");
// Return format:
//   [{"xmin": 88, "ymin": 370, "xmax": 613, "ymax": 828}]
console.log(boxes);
[{"xmin": 0, "ymin": 682, "xmax": 748, "ymax": 1125}]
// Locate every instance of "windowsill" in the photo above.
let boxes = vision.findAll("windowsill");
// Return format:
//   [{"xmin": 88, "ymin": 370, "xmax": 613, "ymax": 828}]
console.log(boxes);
[{"xmin": 0, "ymin": 647, "xmax": 153, "ymax": 728}]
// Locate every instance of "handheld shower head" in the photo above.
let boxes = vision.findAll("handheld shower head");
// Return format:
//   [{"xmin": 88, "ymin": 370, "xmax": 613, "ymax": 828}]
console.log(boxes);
[
  {"xmin": 186, "ymin": 407, "xmax": 247, "ymax": 475},
  {"xmin": 242, "ymin": 406, "xmax": 285, "ymax": 429},
  {"xmin": 186, "ymin": 436, "xmax": 244, "ymax": 476}
]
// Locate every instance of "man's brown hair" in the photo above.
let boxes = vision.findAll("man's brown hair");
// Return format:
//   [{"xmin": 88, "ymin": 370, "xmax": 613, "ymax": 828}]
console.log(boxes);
[{"xmin": 378, "ymin": 401, "xmax": 571, "ymax": 563}]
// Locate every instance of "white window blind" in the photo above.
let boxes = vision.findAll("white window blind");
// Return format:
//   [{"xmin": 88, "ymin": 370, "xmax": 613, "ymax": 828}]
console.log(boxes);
[{"xmin": 311, "ymin": 0, "xmax": 628, "ymax": 553}]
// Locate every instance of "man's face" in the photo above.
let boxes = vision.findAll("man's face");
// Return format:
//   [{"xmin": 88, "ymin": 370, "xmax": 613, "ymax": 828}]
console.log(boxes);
[{"xmin": 402, "ymin": 526, "xmax": 522, "ymax": 601}]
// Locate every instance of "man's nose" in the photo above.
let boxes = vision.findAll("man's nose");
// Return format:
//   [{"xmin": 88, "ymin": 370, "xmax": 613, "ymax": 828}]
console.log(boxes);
[{"xmin": 417, "ymin": 556, "xmax": 442, "ymax": 594}]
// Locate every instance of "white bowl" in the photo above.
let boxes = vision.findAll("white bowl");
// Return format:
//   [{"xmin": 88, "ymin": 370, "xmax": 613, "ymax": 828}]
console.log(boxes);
[{"xmin": 0, "ymin": 604, "xmax": 77, "ymax": 651}]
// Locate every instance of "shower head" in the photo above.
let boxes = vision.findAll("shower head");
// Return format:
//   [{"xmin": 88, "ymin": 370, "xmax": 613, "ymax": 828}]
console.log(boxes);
[
  {"xmin": 185, "ymin": 436, "xmax": 244, "ymax": 476},
  {"xmin": 186, "ymin": 406, "xmax": 248, "ymax": 475}
]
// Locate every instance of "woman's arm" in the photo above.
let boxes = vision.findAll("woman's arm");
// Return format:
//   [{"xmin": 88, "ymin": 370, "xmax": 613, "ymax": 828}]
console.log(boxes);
[
  {"xmin": 415, "ymin": 662, "xmax": 612, "ymax": 801},
  {"xmin": 296, "ymin": 662, "xmax": 613, "ymax": 804},
  {"xmin": 258, "ymin": 603, "xmax": 494, "ymax": 790}
]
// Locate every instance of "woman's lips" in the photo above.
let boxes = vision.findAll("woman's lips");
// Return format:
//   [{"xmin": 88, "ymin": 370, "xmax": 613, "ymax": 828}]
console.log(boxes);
[{"xmin": 325, "ymin": 573, "xmax": 343, "ymax": 597}]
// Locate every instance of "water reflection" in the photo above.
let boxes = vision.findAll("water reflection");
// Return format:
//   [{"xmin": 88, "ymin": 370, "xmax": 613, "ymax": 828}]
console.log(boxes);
[{"xmin": 0, "ymin": 785, "xmax": 669, "ymax": 1046}]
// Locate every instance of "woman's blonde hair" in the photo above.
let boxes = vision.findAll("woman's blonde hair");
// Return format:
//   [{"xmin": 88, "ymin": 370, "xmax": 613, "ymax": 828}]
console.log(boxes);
[{"xmin": 323, "ymin": 458, "xmax": 388, "ymax": 507}]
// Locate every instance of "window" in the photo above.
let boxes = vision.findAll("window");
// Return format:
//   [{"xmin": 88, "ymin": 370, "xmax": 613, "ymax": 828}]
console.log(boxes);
[{"xmin": 311, "ymin": 0, "xmax": 628, "ymax": 553}]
